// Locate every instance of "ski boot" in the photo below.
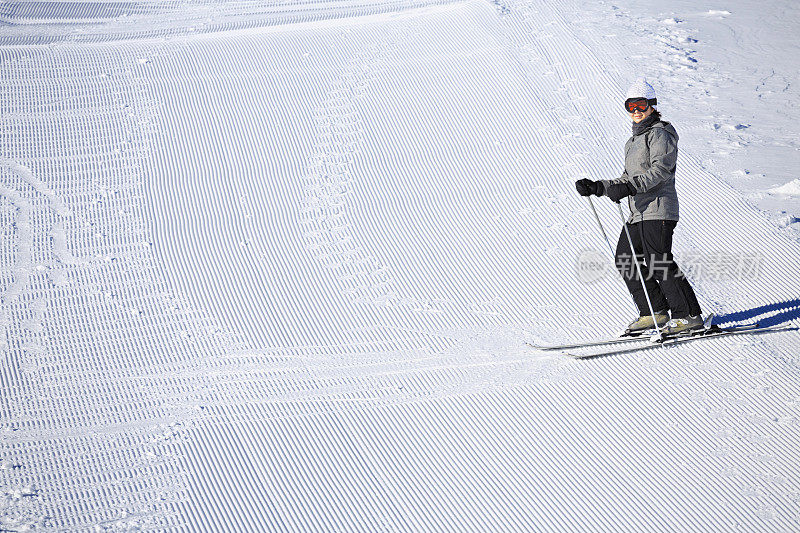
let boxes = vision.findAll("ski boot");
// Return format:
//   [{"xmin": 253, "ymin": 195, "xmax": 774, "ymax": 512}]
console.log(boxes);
[
  {"xmin": 662, "ymin": 315, "xmax": 705, "ymax": 337},
  {"xmin": 624, "ymin": 310, "xmax": 670, "ymax": 336}
]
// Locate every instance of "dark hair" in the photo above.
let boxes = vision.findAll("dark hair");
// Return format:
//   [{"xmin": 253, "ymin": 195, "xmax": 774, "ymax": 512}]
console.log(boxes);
[{"xmin": 650, "ymin": 109, "xmax": 662, "ymax": 121}]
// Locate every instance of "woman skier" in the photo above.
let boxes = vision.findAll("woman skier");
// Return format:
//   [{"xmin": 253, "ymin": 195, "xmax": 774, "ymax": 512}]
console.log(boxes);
[{"xmin": 575, "ymin": 78, "xmax": 704, "ymax": 336}]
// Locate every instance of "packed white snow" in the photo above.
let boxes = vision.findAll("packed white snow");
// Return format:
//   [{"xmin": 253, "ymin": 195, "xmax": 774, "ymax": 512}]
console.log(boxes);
[
  {"xmin": 1, "ymin": 0, "xmax": 799, "ymax": 531},
  {"xmin": 769, "ymin": 178, "xmax": 800, "ymax": 197}
]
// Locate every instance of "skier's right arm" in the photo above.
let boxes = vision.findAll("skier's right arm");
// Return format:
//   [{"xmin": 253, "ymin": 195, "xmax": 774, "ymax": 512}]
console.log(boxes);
[
  {"xmin": 597, "ymin": 171, "xmax": 635, "ymax": 202},
  {"xmin": 600, "ymin": 170, "xmax": 628, "ymax": 189}
]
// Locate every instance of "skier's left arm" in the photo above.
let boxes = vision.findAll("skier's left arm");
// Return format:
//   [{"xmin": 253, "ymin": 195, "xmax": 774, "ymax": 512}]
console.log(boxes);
[{"xmin": 627, "ymin": 129, "xmax": 678, "ymax": 193}]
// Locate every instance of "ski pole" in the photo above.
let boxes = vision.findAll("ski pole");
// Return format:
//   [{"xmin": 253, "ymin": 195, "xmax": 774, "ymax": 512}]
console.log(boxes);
[
  {"xmin": 616, "ymin": 202, "xmax": 662, "ymax": 338},
  {"xmin": 587, "ymin": 197, "xmax": 639, "ymax": 310},
  {"xmin": 587, "ymin": 197, "xmax": 615, "ymax": 257}
]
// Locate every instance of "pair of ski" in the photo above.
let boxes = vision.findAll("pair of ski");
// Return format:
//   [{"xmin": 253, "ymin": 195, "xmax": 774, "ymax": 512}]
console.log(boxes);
[{"xmin": 527, "ymin": 314, "xmax": 793, "ymax": 359}]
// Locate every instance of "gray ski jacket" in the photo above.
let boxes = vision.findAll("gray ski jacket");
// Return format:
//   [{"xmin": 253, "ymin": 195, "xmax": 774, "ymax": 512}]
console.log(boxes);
[{"xmin": 601, "ymin": 120, "xmax": 680, "ymax": 223}]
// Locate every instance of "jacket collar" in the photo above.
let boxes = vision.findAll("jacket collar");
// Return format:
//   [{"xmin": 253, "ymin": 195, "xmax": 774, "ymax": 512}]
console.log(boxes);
[{"xmin": 632, "ymin": 113, "xmax": 659, "ymax": 136}]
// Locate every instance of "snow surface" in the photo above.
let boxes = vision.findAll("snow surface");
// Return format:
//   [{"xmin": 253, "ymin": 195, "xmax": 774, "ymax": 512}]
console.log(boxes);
[
  {"xmin": 770, "ymin": 179, "xmax": 800, "ymax": 197},
  {"xmin": 1, "ymin": 0, "xmax": 800, "ymax": 531}
]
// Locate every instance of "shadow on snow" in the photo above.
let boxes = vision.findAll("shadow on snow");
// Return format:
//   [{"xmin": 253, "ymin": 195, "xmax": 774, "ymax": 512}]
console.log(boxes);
[{"xmin": 713, "ymin": 298, "xmax": 800, "ymax": 328}]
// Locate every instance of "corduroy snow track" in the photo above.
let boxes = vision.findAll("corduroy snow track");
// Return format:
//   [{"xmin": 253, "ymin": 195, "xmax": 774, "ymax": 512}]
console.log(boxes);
[{"xmin": 1, "ymin": 0, "xmax": 799, "ymax": 531}]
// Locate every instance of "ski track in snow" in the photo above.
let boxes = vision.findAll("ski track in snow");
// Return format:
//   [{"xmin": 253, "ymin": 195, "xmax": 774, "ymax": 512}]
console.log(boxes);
[{"xmin": 2, "ymin": 0, "xmax": 800, "ymax": 531}]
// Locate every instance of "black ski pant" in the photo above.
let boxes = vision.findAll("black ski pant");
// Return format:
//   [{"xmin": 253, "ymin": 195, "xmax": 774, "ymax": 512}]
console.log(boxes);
[{"xmin": 615, "ymin": 219, "xmax": 702, "ymax": 319}]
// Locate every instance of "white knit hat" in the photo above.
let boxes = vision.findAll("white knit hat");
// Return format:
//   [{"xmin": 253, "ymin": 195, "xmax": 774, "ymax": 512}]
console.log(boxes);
[{"xmin": 625, "ymin": 78, "xmax": 657, "ymax": 101}]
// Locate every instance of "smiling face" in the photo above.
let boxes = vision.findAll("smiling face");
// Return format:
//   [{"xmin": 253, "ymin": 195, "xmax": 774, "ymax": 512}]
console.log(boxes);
[{"xmin": 630, "ymin": 105, "xmax": 654, "ymax": 123}]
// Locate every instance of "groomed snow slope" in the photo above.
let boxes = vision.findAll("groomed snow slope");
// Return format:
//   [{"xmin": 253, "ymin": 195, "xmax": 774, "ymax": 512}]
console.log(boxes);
[{"xmin": 2, "ymin": 0, "xmax": 800, "ymax": 531}]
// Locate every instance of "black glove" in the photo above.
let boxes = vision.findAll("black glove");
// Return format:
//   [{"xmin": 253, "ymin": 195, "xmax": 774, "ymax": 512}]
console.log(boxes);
[
  {"xmin": 575, "ymin": 179, "xmax": 603, "ymax": 197},
  {"xmin": 605, "ymin": 182, "xmax": 636, "ymax": 203}
]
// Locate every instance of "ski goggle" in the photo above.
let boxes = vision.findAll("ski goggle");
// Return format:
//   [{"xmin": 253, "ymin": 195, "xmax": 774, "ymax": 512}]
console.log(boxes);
[{"xmin": 625, "ymin": 98, "xmax": 657, "ymax": 113}]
